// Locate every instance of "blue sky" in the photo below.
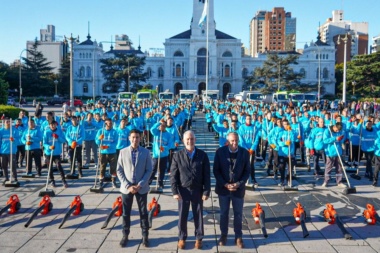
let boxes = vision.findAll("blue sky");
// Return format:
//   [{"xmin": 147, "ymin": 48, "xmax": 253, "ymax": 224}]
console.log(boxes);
[{"xmin": 1, "ymin": 0, "xmax": 379, "ymax": 64}]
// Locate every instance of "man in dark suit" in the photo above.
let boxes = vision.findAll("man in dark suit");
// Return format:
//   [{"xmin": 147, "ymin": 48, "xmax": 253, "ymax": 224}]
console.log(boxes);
[
  {"xmin": 213, "ymin": 132, "xmax": 250, "ymax": 249},
  {"xmin": 170, "ymin": 130, "xmax": 211, "ymax": 250},
  {"xmin": 116, "ymin": 129, "xmax": 153, "ymax": 248}
]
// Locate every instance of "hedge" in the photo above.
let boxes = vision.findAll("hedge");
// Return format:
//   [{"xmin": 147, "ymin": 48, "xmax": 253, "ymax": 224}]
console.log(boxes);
[{"xmin": 0, "ymin": 105, "xmax": 29, "ymax": 119}]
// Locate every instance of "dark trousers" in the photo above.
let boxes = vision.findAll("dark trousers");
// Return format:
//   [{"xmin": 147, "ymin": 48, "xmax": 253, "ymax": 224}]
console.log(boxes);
[
  {"xmin": 374, "ymin": 156, "xmax": 380, "ymax": 183},
  {"xmin": 177, "ymin": 187, "xmax": 204, "ymax": 240},
  {"xmin": 121, "ymin": 192, "xmax": 149, "ymax": 238},
  {"xmin": 249, "ymin": 153, "xmax": 256, "ymax": 182},
  {"xmin": 324, "ymin": 156, "xmax": 343, "ymax": 184},
  {"xmin": 294, "ymin": 142, "xmax": 305, "ymax": 162},
  {"xmin": 150, "ymin": 156, "xmax": 168, "ymax": 187},
  {"xmin": 278, "ymin": 156, "xmax": 296, "ymax": 183},
  {"xmin": 68, "ymin": 146, "xmax": 83, "ymax": 173},
  {"xmin": 260, "ymin": 139, "xmax": 269, "ymax": 160},
  {"xmin": 16, "ymin": 145, "xmax": 25, "ymax": 165},
  {"xmin": 99, "ymin": 153, "xmax": 117, "ymax": 179},
  {"xmin": 218, "ymin": 193, "xmax": 244, "ymax": 239},
  {"xmin": 207, "ymin": 122, "xmax": 213, "ymax": 132},
  {"xmin": 363, "ymin": 151, "xmax": 374, "ymax": 178},
  {"xmin": 168, "ymin": 149, "xmax": 175, "ymax": 171},
  {"xmin": 48, "ymin": 155, "xmax": 65, "ymax": 181},
  {"xmin": 313, "ymin": 150, "xmax": 326, "ymax": 174},
  {"xmin": 267, "ymin": 148, "xmax": 278, "ymax": 171},
  {"xmin": 1, "ymin": 154, "xmax": 17, "ymax": 181},
  {"xmin": 26, "ymin": 149, "xmax": 42, "ymax": 174},
  {"xmin": 349, "ymin": 145, "xmax": 360, "ymax": 165}
]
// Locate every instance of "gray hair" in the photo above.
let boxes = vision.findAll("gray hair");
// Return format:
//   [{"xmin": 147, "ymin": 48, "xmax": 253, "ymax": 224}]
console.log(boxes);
[
  {"xmin": 227, "ymin": 132, "xmax": 239, "ymax": 140},
  {"xmin": 183, "ymin": 130, "xmax": 195, "ymax": 139}
]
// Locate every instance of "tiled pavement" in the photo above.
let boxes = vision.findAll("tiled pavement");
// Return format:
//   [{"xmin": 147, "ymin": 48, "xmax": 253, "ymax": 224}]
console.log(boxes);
[{"xmin": 1, "ymin": 111, "xmax": 380, "ymax": 252}]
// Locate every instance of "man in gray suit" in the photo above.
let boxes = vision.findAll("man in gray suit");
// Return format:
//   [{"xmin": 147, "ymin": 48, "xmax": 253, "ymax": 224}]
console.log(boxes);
[{"xmin": 117, "ymin": 129, "xmax": 153, "ymax": 248}]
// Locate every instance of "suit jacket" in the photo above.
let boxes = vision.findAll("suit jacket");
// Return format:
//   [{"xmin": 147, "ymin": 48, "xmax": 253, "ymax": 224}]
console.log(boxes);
[
  {"xmin": 170, "ymin": 147, "xmax": 211, "ymax": 197},
  {"xmin": 117, "ymin": 146, "xmax": 153, "ymax": 194},
  {"xmin": 213, "ymin": 146, "xmax": 250, "ymax": 198}
]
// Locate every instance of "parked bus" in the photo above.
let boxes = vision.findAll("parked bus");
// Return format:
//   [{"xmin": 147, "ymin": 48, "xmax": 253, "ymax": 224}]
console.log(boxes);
[
  {"xmin": 118, "ymin": 92, "xmax": 133, "ymax": 102},
  {"xmin": 159, "ymin": 91, "xmax": 174, "ymax": 101},
  {"xmin": 179, "ymin": 90, "xmax": 197, "ymax": 101}
]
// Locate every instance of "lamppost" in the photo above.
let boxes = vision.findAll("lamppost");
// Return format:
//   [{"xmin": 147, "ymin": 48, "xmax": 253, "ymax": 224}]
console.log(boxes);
[
  {"xmin": 127, "ymin": 57, "xmax": 131, "ymax": 92},
  {"xmin": 64, "ymin": 34, "xmax": 79, "ymax": 108},
  {"xmin": 314, "ymin": 43, "xmax": 321, "ymax": 102},
  {"xmin": 337, "ymin": 33, "xmax": 354, "ymax": 104},
  {"xmin": 352, "ymin": 81, "xmax": 356, "ymax": 95},
  {"xmin": 19, "ymin": 48, "xmax": 27, "ymax": 108},
  {"xmin": 54, "ymin": 80, "xmax": 58, "ymax": 96}
]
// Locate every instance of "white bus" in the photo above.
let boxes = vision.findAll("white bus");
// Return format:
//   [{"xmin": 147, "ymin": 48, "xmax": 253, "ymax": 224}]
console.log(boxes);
[
  {"xmin": 159, "ymin": 91, "xmax": 174, "ymax": 101},
  {"xmin": 202, "ymin": 90, "xmax": 219, "ymax": 100},
  {"xmin": 118, "ymin": 92, "xmax": 133, "ymax": 102},
  {"xmin": 136, "ymin": 91, "xmax": 152, "ymax": 101},
  {"xmin": 246, "ymin": 91, "xmax": 267, "ymax": 102},
  {"xmin": 179, "ymin": 90, "xmax": 197, "ymax": 101}
]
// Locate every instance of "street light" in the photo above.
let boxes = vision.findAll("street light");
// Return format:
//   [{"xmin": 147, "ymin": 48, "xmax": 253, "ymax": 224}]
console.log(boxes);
[
  {"xmin": 313, "ymin": 43, "xmax": 321, "ymax": 102},
  {"xmin": 337, "ymin": 33, "xmax": 355, "ymax": 104},
  {"xmin": 63, "ymin": 34, "xmax": 79, "ymax": 108},
  {"xmin": 352, "ymin": 81, "xmax": 356, "ymax": 95},
  {"xmin": 54, "ymin": 80, "xmax": 58, "ymax": 96},
  {"xmin": 19, "ymin": 48, "xmax": 27, "ymax": 108}
]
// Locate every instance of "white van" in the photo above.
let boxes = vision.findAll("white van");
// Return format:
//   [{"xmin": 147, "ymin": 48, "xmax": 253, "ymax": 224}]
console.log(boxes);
[
  {"xmin": 202, "ymin": 90, "xmax": 219, "ymax": 100},
  {"xmin": 179, "ymin": 90, "xmax": 197, "ymax": 101},
  {"xmin": 159, "ymin": 91, "xmax": 174, "ymax": 101},
  {"xmin": 118, "ymin": 92, "xmax": 133, "ymax": 102},
  {"xmin": 136, "ymin": 91, "xmax": 152, "ymax": 102}
]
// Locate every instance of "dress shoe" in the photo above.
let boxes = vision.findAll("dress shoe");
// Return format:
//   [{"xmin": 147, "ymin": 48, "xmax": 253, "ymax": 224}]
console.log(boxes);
[
  {"xmin": 235, "ymin": 237, "xmax": 244, "ymax": 248},
  {"xmin": 120, "ymin": 236, "xmax": 128, "ymax": 247},
  {"xmin": 195, "ymin": 239, "xmax": 202, "ymax": 249},
  {"xmin": 142, "ymin": 237, "xmax": 149, "ymax": 247},
  {"xmin": 218, "ymin": 235, "xmax": 227, "ymax": 246},
  {"xmin": 177, "ymin": 239, "xmax": 185, "ymax": 249}
]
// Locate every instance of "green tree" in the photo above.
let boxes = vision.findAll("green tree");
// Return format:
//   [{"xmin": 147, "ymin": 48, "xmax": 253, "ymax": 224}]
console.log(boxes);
[
  {"xmin": 100, "ymin": 53, "xmax": 148, "ymax": 93},
  {"xmin": 0, "ymin": 72, "xmax": 9, "ymax": 104},
  {"xmin": 21, "ymin": 39, "xmax": 54, "ymax": 96},
  {"xmin": 58, "ymin": 56, "xmax": 70, "ymax": 96},
  {"xmin": 244, "ymin": 53, "xmax": 303, "ymax": 93},
  {"xmin": 345, "ymin": 52, "xmax": 380, "ymax": 96}
]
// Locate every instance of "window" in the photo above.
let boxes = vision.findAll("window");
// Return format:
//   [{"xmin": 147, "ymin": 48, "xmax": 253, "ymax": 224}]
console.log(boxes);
[
  {"xmin": 79, "ymin": 66, "xmax": 85, "ymax": 77},
  {"xmin": 83, "ymin": 83, "xmax": 88, "ymax": 93},
  {"xmin": 147, "ymin": 67, "xmax": 152, "ymax": 78},
  {"xmin": 197, "ymin": 48, "xmax": 207, "ymax": 75},
  {"xmin": 224, "ymin": 64, "xmax": 231, "ymax": 77},
  {"xmin": 86, "ymin": 66, "xmax": 91, "ymax": 77},
  {"xmin": 222, "ymin": 51, "xmax": 232, "ymax": 57},
  {"xmin": 323, "ymin": 68, "xmax": 328, "ymax": 79},
  {"xmin": 174, "ymin": 51, "xmax": 184, "ymax": 57},
  {"xmin": 326, "ymin": 54, "xmax": 329, "ymax": 59},
  {"xmin": 158, "ymin": 67, "xmax": 164, "ymax": 78},
  {"xmin": 300, "ymin": 68, "xmax": 306, "ymax": 78},
  {"xmin": 242, "ymin": 68, "xmax": 248, "ymax": 78},
  {"xmin": 175, "ymin": 64, "xmax": 182, "ymax": 77}
]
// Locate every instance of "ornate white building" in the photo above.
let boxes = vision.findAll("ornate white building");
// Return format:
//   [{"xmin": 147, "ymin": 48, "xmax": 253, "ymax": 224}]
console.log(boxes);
[{"xmin": 72, "ymin": 0, "xmax": 336, "ymax": 99}]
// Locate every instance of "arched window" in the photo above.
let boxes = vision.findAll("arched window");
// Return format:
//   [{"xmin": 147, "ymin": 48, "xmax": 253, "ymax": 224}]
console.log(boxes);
[
  {"xmin": 147, "ymin": 67, "xmax": 152, "ymax": 78},
  {"xmin": 86, "ymin": 53, "xmax": 88, "ymax": 58},
  {"xmin": 175, "ymin": 64, "xmax": 182, "ymax": 77},
  {"xmin": 323, "ymin": 54, "xmax": 326, "ymax": 59},
  {"xmin": 174, "ymin": 50, "xmax": 184, "ymax": 57},
  {"xmin": 300, "ymin": 68, "xmax": 306, "ymax": 78},
  {"xmin": 79, "ymin": 53, "xmax": 82, "ymax": 58},
  {"xmin": 83, "ymin": 83, "xmax": 88, "ymax": 93},
  {"xmin": 242, "ymin": 68, "xmax": 248, "ymax": 78},
  {"xmin": 158, "ymin": 67, "xmax": 164, "ymax": 78},
  {"xmin": 197, "ymin": 48, "xmax": 207, "ymax": 75},
  {"xmin": 86, "ymin": 66, "xmax": 91, "ymax": 77},
  {"xmin": 326, "ymin": 54, "xmax": 329, "ymax": 59},
  {"xmin": 222, "ymin": 51, "xmax": 232, "ymax": 57},
  {"xmin": 224, "ymin": 64, "xmax": 231, "ymax": 77},
  {"xmin": 316, "ymin": 54, "xmax": 319, "ymax": 60},
  {"xmin": 323, "ymin": 68, "xmax": 328, "ymax": 79},
  {"xmin": 80, "ymin": 66, "xmax": 85, "ymax": 77},
  {"xmin": 316, "ymin": 68, "xmax": 319, "ymax": 79}
]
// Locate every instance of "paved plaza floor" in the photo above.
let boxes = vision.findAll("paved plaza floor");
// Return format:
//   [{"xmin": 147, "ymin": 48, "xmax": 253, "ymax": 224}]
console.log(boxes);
[{"xmin": 1, "ymin": 110, "xmax": 380, "ymax": 252}]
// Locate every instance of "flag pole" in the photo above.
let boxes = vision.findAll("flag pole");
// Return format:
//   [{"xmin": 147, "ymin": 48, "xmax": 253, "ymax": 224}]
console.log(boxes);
[{"xmin": 205, "ymin": 0, "xmax": 209, "ymax": 99}]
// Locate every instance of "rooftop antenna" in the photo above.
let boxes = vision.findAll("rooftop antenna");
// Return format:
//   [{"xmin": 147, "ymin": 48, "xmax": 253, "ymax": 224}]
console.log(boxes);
[{"xmin": 138, "ymin": 35, "xmax": 141, "ymax": 51}]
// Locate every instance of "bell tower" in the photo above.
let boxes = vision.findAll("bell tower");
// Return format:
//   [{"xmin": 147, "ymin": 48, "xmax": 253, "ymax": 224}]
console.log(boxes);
[{"xmin": 191, "ymin": 0, "xmax": 216, "ymax": 39}]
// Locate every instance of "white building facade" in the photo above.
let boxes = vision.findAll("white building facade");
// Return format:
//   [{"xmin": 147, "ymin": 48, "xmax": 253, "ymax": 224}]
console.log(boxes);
[{"xmin": 72, "ymin": 0, "xmax": 336, "ymax": 99}]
